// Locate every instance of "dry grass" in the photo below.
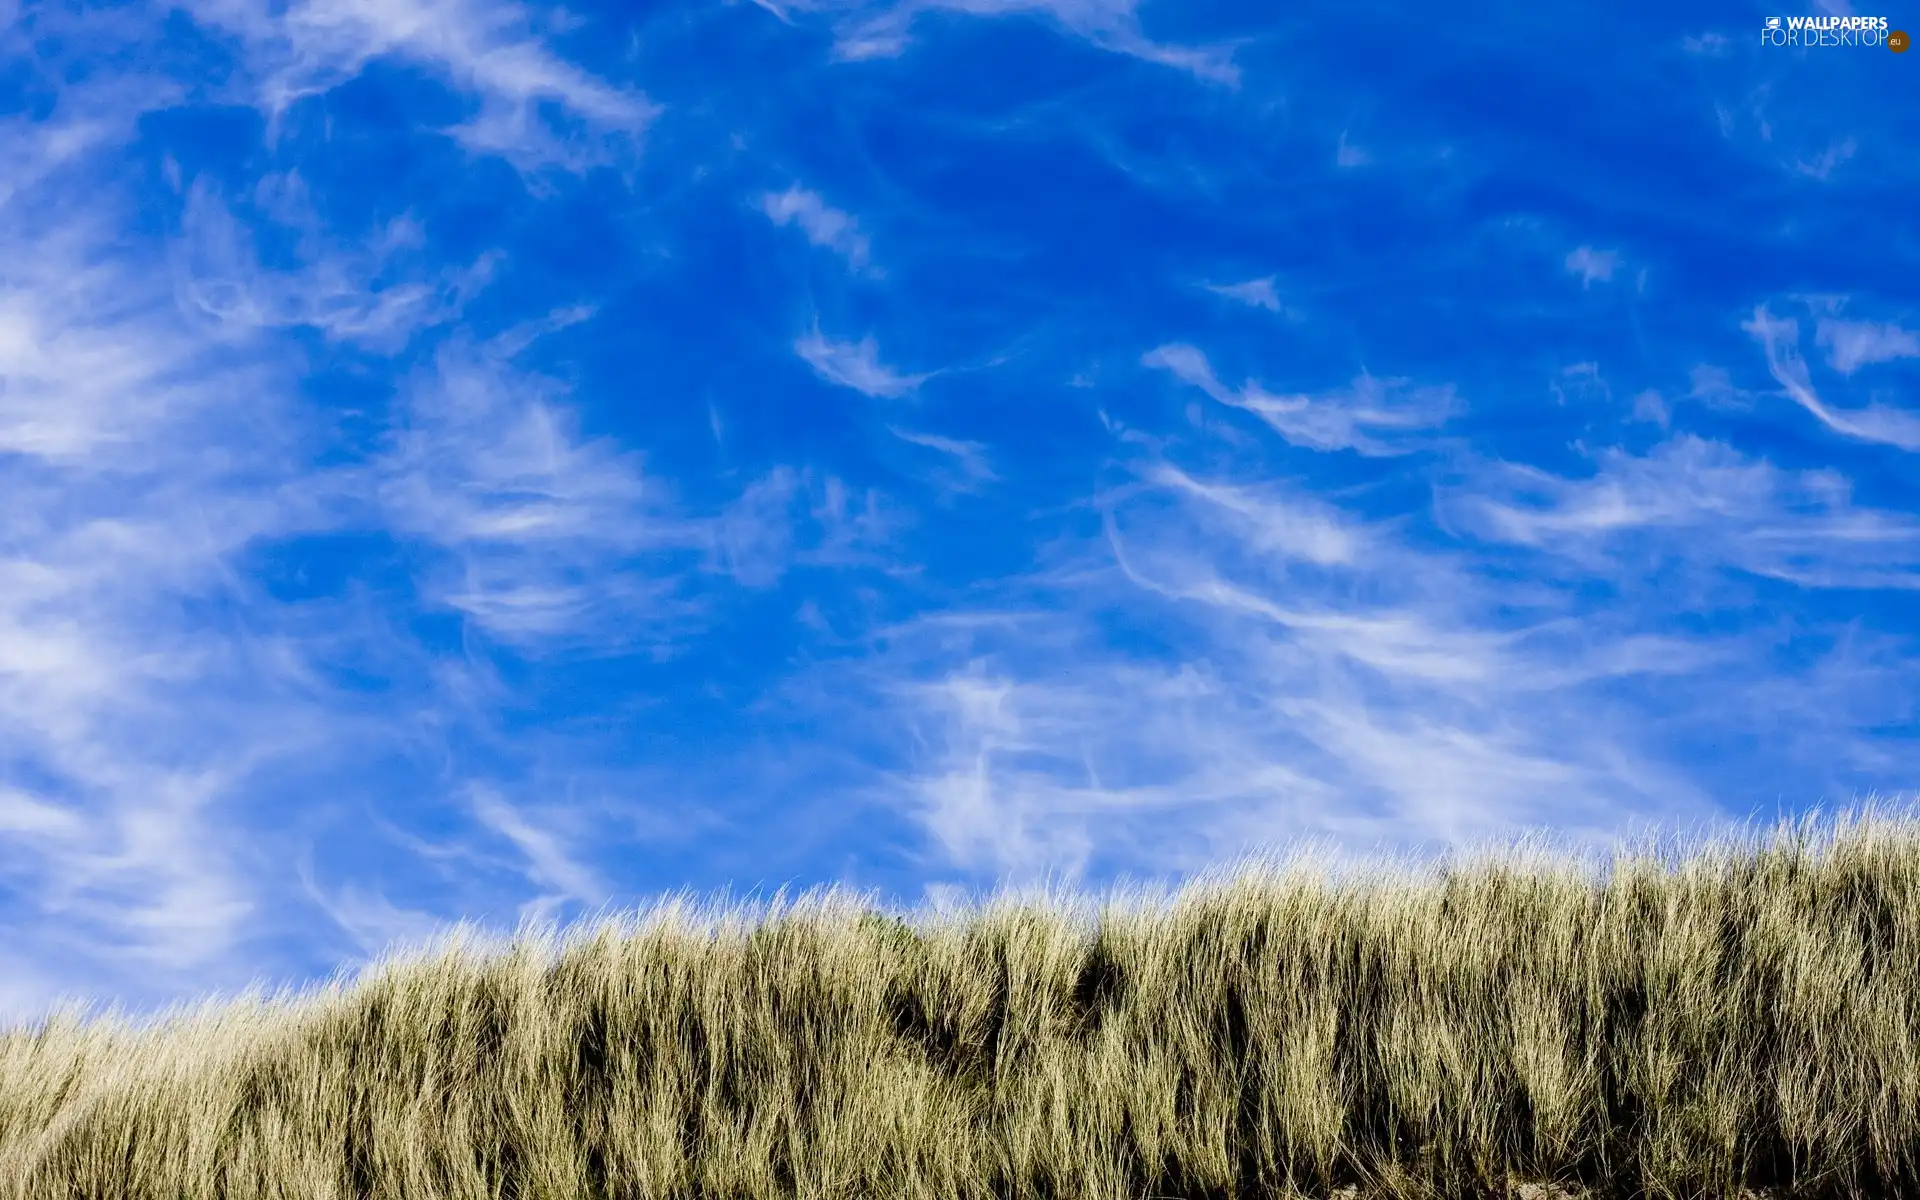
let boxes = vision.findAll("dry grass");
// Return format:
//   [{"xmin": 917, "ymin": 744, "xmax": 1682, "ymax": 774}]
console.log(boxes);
[{"xmin": 6, "ymin": 803, "xmax": 1920, "ymax": 1200}]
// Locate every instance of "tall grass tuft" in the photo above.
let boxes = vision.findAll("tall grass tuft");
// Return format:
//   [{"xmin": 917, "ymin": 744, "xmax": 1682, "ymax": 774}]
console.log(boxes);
[{"xmin": 6, "ymin": 801, "xmax": 1920, "ymax": 1199}]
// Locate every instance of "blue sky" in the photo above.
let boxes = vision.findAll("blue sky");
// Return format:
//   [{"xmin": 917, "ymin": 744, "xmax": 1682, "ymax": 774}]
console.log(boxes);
[{"xmin": 2, "ymin": 0, "xmax": 1917, "ymax": 1024}]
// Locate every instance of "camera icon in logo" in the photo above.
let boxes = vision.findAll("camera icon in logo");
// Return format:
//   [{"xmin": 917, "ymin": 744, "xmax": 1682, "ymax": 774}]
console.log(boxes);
[{"xmin": 1765, "ymin": 16, "xmax": 1781, "ymax": 28}]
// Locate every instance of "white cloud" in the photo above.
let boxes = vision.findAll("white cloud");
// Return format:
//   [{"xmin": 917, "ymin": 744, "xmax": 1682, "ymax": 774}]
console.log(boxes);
[
  {"xmin": 177, "ymin": 176, "xmax": 498, "ymax": 353},
  {"xmin": 1685, "ymin": 363, "xmax": 1752, "ymax": 410},
  {"xmin": 767, "ymin": 0, "xmax": 1239, "ymax": 84},
  {"xmin": 1551, "ymin": 361, "xmax": 1610, "ymax": 408},
  {"xmin": 0, "ymin": 230, "xmax": 250, "ymax": 462},
  {"xmin": 889, "ymin": 426, "xmax": 997, "ymax": 486},
  {"xmin": 762, "ymin": 185, "xmax": 872, "ymax": 269},
  {"xmin": 854, "ymin": 499, "xmax": 1729, "ymax": 884},
  {"xmin": 1631, "ymin": 388, "xmax": 1669, "ymax": 426},
  {"xmin": 297, "ymin": 860, "xmax": 451, "ymax": 962},
  {"xmin": 1816, "ymin": 318, "xmax": 1920, "ymax": 375},
  {"xmin": 0, "ymin": 154, "xmax": 373, "ymax": 1006},
  {"xmin": 470, "ymin": 785, "xmax": 609, "ymax": 911},
  {"xmin": 833, "ymin": 314, "xmax": 1920, "ymax": 884},
  {"xmin": 185, "ymin": 0, "xmax": 658, "ymax": 172},
  {"xmin": 709, "ymin": 466, "xmax": 892, "ymax": 584},
  {"xmin": 1793, "ymin": 137, "xmax": 1855, "ymax": 181},
  {"xmin": 816, "ymin": 449, "xmax": 1809, "ymax": 885},
  {"xmin": 1142, "ymin": 342, "xmax": 1455, "ymax": 455},
  {"xmin": 1565, "ymin": 246, "xmax": 1618, "ymax": 288},
  {"xmin": 1203, "ymin": 275, "xmax": 1282, "ymax": 312},
  {"xmin": 1437, "ymin": 434, "xmax": 1920, "ymax": 591},
  {"xmin": 0, "ymin": 31, "xmax": 743, "ymax": 1024},
  {"xmin": 888, "ymin": 662, "xmax": 1341, "ymax": 880},
  {"xmin": 1335, "ymin": 131, "xmax": 1368, "ymax": 167},
  {"xmin": 0, "ymin": 787, "xmax": 85, "ymax": 838},
  {"xmin": 714, "ymin": 470, "xmax": 804, "ymax": 588},
  {"xmin": 1745, "ymin": 305, "xmax": 1920, "ymax": 451},
  {"xmin": 796, "ymin": 329, "xmax": 925, "ymax": 397},
  {"xmin": 376, "ymin": 326, "xmax": 708, "ymax": 650},
  {"xmin": 0, "ymin": 64, "xmax": 181, "ymax": 215},
  {"xmin": 1144, "ymin": 465, "xmax": 1363, "ymax": 567}
]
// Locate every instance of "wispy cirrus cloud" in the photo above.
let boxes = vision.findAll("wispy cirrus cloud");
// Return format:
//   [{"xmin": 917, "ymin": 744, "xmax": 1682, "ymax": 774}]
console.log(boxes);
[
  {"xmin": 0, "ymin": 5, "xmax": 767, "ymax": 1020},
  {"xmin": 1565, "ymin": 246, "xmax": 1618, "ymax": 288},
  {"xmin": 1437, "ymin": 434, "xmax": 1920, "ymax": 592},
  {"xmin": 889, "ymin": 427, "xmax": 998, "ymax": 488},
  {"xmin": 796, "ymin": 329, "xmax": 926, "ymax": 397},
  {"xmin": 186, "ymin": 0, "xmax": 658, "ymax": 171},
  {"xmin": 881, "ymin": 659, "xmax": 1343, "ymax": 881},
  {"xmin": 296, "ymin": 860, "xmax": 451, "ymax": 962},
  {"xmin": 1144, "ymin": 464, "xmax": 1362, "ymax": 567},
  {"xmin": 470, "ymin": 785, "xmax": 610, "ymax": 924},
  {"xmin": 711, "ymin": 465, "xmax": 894, "ymax": 585},
  {"xmin": 1816, "ymin": 317, "xmax": 1920, "ymax": 375},
  {"xmin": 7, "ymin": 0, "xmax": 1917, "ymax": 1034},
  {"xmin": 1141, "ymin": 343, "xmax": 1456, "ymax": 456},
  {"xmin": 762, "ymin": 185, "xmax": 872, "ymax": 270},
  {"xmin": 375, "ymin": 324, "xmax": 707, "ymax": 652},
  {"xmin": 1203, "ymin": 276, "xmax": 1283, "ymax": 313},
  {"xmin": 178, "ymin": 175, "xmax": 499, "ymax": 353},
  {"xmin": 757, "ymin": 0, "xmax": 1239, "ymax": 84},
  {"xmin": 811, "ymin": 263, "xmax": 1920, "ymax": 888},
  {"xmin": 0, "ymin": 129, "xmax": 371, "ymax": 1008},
  {"xmin": 1793, "ymin": 137, "xmax": 1856, "ymax": 181},
  {"xmin": 835, "ymin": 470, "xmax": 1726, "ymax": 885},
  {"xmin": 1746, "ymin": 305, "xmax": 1920, "ymax": 451},
  {"xmin": 846, "ymin": 415, "xmax": 1915, "ymax": 886}
]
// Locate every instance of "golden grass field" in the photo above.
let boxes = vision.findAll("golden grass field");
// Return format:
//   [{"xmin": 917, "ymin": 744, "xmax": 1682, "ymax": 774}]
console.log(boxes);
[{"xmin": 5, "ymin": 804, "xmax": 1920, "ymax": 1200}]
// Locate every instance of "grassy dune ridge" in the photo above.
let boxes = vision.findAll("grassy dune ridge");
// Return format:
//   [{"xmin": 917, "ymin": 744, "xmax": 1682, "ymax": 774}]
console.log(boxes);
[{"xmin": 6, "ymin": 805, "xmax": 1920, "ymax": 1200}]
